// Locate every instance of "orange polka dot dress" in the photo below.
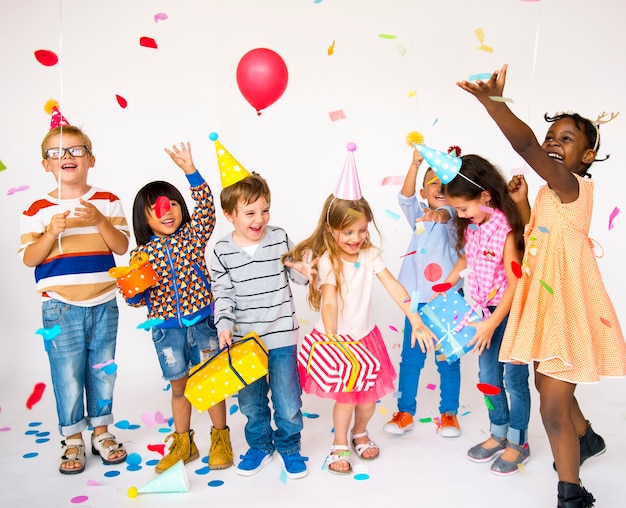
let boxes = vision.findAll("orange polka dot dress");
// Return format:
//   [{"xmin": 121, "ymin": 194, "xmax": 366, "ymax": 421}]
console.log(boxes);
[{"xmin": 500, "ymin": 176, "xmax": 626, "ymax": 383}]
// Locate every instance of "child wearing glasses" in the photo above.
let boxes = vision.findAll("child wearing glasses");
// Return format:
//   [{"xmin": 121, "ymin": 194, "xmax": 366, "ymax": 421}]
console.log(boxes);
[{"xmin": 19, "ymin": 124, "xmax": 130, "ymax": 475}]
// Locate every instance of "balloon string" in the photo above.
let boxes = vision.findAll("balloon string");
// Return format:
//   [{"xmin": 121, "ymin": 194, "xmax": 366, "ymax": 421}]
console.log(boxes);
[{"xmin": 57, "ymin": 0, "xmax": 64, "ymax": 254}]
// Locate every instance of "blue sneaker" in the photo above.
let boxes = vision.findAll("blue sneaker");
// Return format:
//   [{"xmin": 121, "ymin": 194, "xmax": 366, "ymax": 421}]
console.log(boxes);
[
  {"xmin": 278, "ymin": 452, "xmax": 309, "ymax": 479},
  {"xmin": 236, "ymin": 448, "xmax": 274, "ymax": 476}
]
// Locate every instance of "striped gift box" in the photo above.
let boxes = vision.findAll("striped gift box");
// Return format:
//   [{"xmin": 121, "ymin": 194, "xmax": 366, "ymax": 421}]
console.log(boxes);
[{"xmin": 298, "ymin": 333, "xmax": 381, "ymax": 392}]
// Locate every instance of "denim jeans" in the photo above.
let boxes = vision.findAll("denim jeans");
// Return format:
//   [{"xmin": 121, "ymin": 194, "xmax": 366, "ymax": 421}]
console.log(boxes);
[
  {"xmin": 237, "ymin": 344, "xmax": 303, "ymax": 456},
  {"xmin": 42, "ymin": 298, "xmax": 119, "ymax": 436},
  {"xmin": 479, "ymin": 309, "xmax": 531, "ymax": 445},
  {"xmin": 151, "ymin": 315, "xmax": 218, "ymax": 381},
  {"xmin": 397, "ymin": 313, "xmax": 461, "ymax": 415}
]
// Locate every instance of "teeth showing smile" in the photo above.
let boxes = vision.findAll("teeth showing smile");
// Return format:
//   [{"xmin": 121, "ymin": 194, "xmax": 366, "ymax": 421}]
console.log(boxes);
[{"xmin": 548, "ymin": 152, "xmax": 563, "ymax": 161}]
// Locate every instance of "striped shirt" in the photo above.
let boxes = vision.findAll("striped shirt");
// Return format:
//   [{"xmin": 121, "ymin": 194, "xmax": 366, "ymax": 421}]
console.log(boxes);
[
  {"xmin": 210, "ymin": 225, "xmax": 308, "ymax": 350},
  {"xmin": 19, "ymin": 187, "xmax": 129, "ymax": 306}
]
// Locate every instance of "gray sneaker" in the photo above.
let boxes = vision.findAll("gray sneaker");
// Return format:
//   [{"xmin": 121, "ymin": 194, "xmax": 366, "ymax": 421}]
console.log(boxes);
[
  {"xmin": 490, "ymin": 442, "xmax": 530, "ymax": 476},
  {"xmin": 467, "ymin": 435, "xmax": 507, "ymax": 463}
]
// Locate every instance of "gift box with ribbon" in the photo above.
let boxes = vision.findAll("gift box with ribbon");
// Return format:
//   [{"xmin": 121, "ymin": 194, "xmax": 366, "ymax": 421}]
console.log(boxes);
[
  {"xmin": 184, "ymin": 332, "xmax": 268, "ymax": 412},
  {"xmin": 108, "ymin": 252, "xmax": 159, "ymax": 297},
  {"xmin": 419, "ymin": 288, "xmax": 482, "ymax": 364},
  {"xmin": 298, "ymin": 333, "xmax": 381, "ymax": 393}
]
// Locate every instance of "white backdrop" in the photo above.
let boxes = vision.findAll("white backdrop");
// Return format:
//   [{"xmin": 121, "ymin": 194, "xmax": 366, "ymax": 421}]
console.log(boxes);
[{"xmin": 1, "ymin": 0, "xmax": 625, "ymax": 398}]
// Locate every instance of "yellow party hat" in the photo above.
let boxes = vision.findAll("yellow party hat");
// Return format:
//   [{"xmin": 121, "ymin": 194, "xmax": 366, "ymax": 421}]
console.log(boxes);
[{"xmin": 209, "ymin": 132, "xmax": 252, "ymax": 188}]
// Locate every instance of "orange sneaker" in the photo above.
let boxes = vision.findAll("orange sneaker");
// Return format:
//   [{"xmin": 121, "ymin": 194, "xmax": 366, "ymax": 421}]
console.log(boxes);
[
  {"xmin": 383, "ymin": 412, "xmax": 414, "ymax": 435},
  {"xmin": 438, "ymin": 413, "xmax": 461, "ymax": 438}
]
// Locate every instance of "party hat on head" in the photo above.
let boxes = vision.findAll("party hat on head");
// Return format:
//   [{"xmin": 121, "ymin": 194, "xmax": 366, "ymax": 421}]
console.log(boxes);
[
  {"xmin": 209, "ymin": 132, "xmax": 252, "ymax": 188},
  {"xmin": 333, "ymin": 142, "xmax": 362, "ymax": 200},
  {"xmin": 415, "ymin": 144, "xmax": 462, "ymax": 184},
  {"xmin": 127, "ymin": 460, "xmax": 189, "ymax": 498},
  {"xmin": 44, "ymin": 99, "xmax": 70, "ymax": 130}
]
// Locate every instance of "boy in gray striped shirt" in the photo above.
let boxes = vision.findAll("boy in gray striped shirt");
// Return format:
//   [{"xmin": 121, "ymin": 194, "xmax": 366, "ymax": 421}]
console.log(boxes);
[{"xmin": 210, "ymin": 173, "xmax": 310, "ymax": 479}]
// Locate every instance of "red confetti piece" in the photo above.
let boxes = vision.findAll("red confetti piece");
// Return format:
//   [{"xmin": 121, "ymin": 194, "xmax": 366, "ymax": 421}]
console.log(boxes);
[
  {"xmin": 147, "ymin": 443, "xmax": 166, "ymax": 456},
  {"xmin": 116, "ymin": 95, "xmax": 128, "ymax": 108},
  {"xmin": 139, "ymin": 37, "xmax": 158, "ymax": 49},
  {"xmin": 399, "ymin": 250, "xmax": 417, "ymax": 258},
  {"xmin": 34, "ymin": 49, "xmax": 58, "ymax": 66},
  {"xmin": 154, "ymin": 196, "xmax": 171, "ymax": 218},
  {"xmin": 432, "ymin": 282, "xmax": 452, "ymax": 293},
  {"xmin": 477, "ymin": 383, "xmax": 501, "ymax": 396},
  {"xmin": 600, "ymin": 317, "xmax": 611, "ymax": 328},
  {"xmin": 511, "ymin": 261, "xmax": 522, "ymax": 278},
  {"xmin": 26, "ymin": 382, "xmax": 46, "ymax": 409}
]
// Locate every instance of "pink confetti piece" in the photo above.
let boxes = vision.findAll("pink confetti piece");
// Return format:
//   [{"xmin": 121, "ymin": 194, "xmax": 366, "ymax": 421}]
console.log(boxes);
[
  {"xmin": 86, "ymin": 479, "xmax": 101, "ymax": 486},
  {"xmin": 510, "ymin": 165, "xmax": 530, "ymax": 175},
  {"xmin": 92, "ymin": 359, "xmax": 115, "ymax": 369},
  {"xmin": 328, "ymin": 109, "xmax": 346, "ymax": 121},
  {"xmin": 141, "ymin": 412, "xmax": 155, "ymax": 426},
  {"xmin": 388, "ymin": 325, "xmax": 398, "ymax": 332},
  {"xmin": 7, "ymin": 185, "xmax": 30, "ymax": 195},
  {"xmin": 154, "ymin": 411, "xmax": 167, "ymax": 424},
  {"xmin": 426, "ymin": 383, "xmax": 437, "ymax": 390},
  {"xmin": 600, "ymin": 317, "xmax": 611, "ymax": 328},
  {"xmin": 154, "ymin": 12, "xmax": 168, "ymax": 22},
  {"xmin": 609, "ymin": 206, "xmax": 619, "ymax": 230},
  {"xmin": 381, "ymin": 175, "xmax": 405, "ymax": 186},
  {"xmin": 70, "ymin": 495, "xmax": 89, "ymax": 504},
  {"xmin": 479, "ymin": 204, "xmax": 495, "ymax": 213},
  {"xmin": 0, "ymin": 427, "xmax": 11, "ymax": 432}
]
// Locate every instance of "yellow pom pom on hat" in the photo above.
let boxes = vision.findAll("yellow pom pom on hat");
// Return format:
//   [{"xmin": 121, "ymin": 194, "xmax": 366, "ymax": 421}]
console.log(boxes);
[
  {"xmin": 44, "ymin": 99, "xmax": 70, "ymax": 130},
  {"xmin": 209, "ymin": 132, "xmax": 252, "ymax": 188}
]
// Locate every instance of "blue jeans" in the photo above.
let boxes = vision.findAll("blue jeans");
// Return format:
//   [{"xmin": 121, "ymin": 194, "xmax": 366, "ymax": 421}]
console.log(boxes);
[
  {"xmin": 397, "ymin": 314, "xmax": 461, "ymax": 415},
  {"xmin": 151, "ymin": 315, "xmax": 218, "ymax": 381},
  {"xmin": 237, "ymin": 345, "xmax": 303, "ymax": 456},
  {"xmin": 42, "ymin": 298, "xmax": 119, "ymax": 436},
  {"xmin": 479, "ymin": 309, "xmax": 531, "ymax": 445}
]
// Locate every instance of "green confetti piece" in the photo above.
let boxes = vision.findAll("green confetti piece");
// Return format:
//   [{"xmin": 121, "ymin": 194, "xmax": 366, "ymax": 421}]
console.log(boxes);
[
  {"xmin": 0, "ymin": 160, "xmax": 6, "ymax": 171},
  {"xmin": 418, "ymin": 417, "xmax": 432, "ymax": 423},
  {"xmin": 539, "ymin": 279, "xmax": 554, "ymax": 295},
  {"xmin": 378, "ymin": 33, "xmax": 397, "ymax": 39},
  {"xmin": 484, "ymin": 395, "xmax": 495, "ymax": 410}
]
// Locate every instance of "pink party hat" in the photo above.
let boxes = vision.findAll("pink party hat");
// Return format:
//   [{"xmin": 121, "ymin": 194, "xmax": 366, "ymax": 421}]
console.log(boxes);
[
  {"xmin": 44, "ymin": 99, "xmax": 70, "ymax": 130},
  {"xmin": 415, "ymin": 144, "xmax": 462, "ymax": 184},
  {"xmin": 333, "ymin": 142, "xmax": 362, "ymax": 200}
]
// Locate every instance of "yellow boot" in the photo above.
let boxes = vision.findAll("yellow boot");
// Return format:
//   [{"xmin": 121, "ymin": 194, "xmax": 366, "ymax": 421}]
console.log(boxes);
[
  {"xmin": 155, "ymin": 430, "xmax": 199, "ymax": 474},
  {"xmin": 209, "ymin": 426, "xmax": 233, "ymax": 470}
]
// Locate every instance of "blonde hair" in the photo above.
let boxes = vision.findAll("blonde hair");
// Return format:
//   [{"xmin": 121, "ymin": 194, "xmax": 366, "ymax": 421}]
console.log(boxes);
[
  {"xmin": 283, "ymin": 194, "xmax": 380, "ymax": 311},
  {"xmin": 41, "ymin": 126, "xmax": 93, "ymax": 159}
]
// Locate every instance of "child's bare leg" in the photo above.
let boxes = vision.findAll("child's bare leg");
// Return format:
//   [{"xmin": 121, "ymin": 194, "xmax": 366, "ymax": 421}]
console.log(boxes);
[
  {"xmin": 207, "ymin": 400, "xmax": 227, "ymax": 430},
  {"xmin": 352, "ymin": 402, "xmax": 379, "ymax": 459},
  {"xmin": 330, "ymin": 402, "xmax": 355, "ymax": 472},
  {"xmin": 170, "ymin": 377, "xmax": 192, "ymax": 433},
  {"xmin": 537, "ymin": 373, "xmax": 579, "ymax": 483}
]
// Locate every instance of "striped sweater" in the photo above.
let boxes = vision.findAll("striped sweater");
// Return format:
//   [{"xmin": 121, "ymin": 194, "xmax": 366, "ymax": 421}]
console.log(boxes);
[
  {"xmin": 19, "ymin": 187, "xmax": 130, "ymax": 306},
  {"xmin": 210, "ymin": 225, "xmax": 308, "ymax": 350}
]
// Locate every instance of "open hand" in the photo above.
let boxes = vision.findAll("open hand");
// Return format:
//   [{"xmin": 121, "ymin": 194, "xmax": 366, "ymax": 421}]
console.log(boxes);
[
  {"xmin": 284, "ymin": 249, "xmax": 318, "ymax": 282},
  {"xmin": 457, "ymin": 64, "xmax": 508, "ymax": 105}
]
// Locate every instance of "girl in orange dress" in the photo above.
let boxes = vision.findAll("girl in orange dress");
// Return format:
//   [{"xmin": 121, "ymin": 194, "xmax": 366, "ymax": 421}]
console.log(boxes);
[{"xmin": 457, "ymin": 64, "xmax": 626, "ymax": 508}]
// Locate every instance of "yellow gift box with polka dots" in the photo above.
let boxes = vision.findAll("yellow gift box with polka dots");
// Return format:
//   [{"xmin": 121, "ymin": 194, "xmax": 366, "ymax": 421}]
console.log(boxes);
[{"xmin": 184, "ymin": 332, "xmax": 268, "ymax": 412}]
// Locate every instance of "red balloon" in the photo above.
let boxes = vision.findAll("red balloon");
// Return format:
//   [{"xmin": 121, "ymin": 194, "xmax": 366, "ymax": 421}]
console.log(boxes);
[{"xmin": 236, "ymin": 48, "xmax": 288, "ymax": 115}]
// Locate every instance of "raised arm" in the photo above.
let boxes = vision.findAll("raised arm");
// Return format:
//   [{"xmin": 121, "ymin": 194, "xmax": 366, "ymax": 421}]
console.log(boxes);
[{"xmin": 457, "ymin": 64, "xmax": 578, "ymax": 202}]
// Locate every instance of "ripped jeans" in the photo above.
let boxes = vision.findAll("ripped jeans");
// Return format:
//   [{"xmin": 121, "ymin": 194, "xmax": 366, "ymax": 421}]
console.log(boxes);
[{"xmin": 151, "ymin": 315, "xmax": 219, "ymax": 381}]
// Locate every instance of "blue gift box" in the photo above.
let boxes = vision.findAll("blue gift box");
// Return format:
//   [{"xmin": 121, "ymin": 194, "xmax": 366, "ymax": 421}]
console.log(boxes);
[{"xmin": 418, "ymin": 288, "xmax": 482, "ymax": 364}]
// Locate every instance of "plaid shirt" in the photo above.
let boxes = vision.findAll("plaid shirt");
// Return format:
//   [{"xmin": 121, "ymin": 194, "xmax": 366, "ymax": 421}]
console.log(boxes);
[{"xmin": 464, "ymin": 208, "xmax": 511, "ymax": 316}]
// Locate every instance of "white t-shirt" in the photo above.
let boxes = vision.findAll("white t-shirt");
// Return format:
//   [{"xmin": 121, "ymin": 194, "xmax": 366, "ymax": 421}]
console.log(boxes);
[{"xmin": 315, "ymin": 247, "xmax": 386, "ymax": 339}]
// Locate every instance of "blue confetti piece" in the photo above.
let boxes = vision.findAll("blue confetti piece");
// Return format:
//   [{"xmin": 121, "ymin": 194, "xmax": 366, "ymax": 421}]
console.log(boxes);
[
  {"xmin": 25, "ymin": 430, "xmax": 39, "ymax": 435},
  {"xmin": 468, "ymin": 72, "xmax": 492, "ymax": 81},
  {"xmin": 98, "ymin": 399, "xmax": 112, "ymax": 409},
  {"xmin": 468, "ymin": 224, "xmax": 479, "ymax": 231},
  {"xmin": 538, "ymin": 226, "xmax": 550, "ymax": 233},
  {"xmin": 302, "ymin": 412, "xmax": 319, "ymax": 419},
  {"xmin": 158, "ymin": 427, "xmax": 172, "ymax": 433},
  {"xmin": 409, "ymin": 290, "xmax": 420, "ymax": 313},
  {"xmin": 35, "ymin": 324, "xmax": 61, "ymax": 340},
  {"xmin": 127, "ymin": 424, "xmax": 141, "ymax": 430},
  {"xmin": 23, "ymin": 452, "xmax": 39, "ymax": 459},
  {"xmin": 102, "ymin": 363, "xmax": 118, "ymax": 375},
  {"xmin": 163, "ymin": 383, "xmax": 171, "ymax": 391},
  {"xmin": 35, "ymin": 438, "xmax": 50, "ymax": 444},
  {"xmin": 419, "ymin": 247, "xmax": 427, "ymax": 254},
  {"xmin": 28, "ymin": 422, "xmax": 43, "ymax": 427},
  {"xmin": 461, "ymin": 411, "xmax": 471, "ymax": 416},
  {"xmin": 201, "ymin": 456, "xmax": 209, "ymax": 464},
  {"xmin": 208, "ymin": 480, "xmax": 224, "ymax": 487},
  {"xmin": 136, "ymin": 318, "xmax": 164, "ymax": 330},
  {"xmin": 168, "ymin": 417, "xmax": 174, "ymax": 427},
  {"xmin": 432, "ymin": 117, "xmax": 439, "ymax": 126},
  {"xmin": 181, "ymin": 315, "xmax": 202, "ymax": 327},
  {"xmin": 354, "ymin": 473, "xmax": 370, "ymax": 480},
  {"xmin": 114, "ymin": 419, "xmax": 130, "ymax": 429},
  {"xmin": 384, "ymin": 209, "xmax": 400, "ymax": 220},
  {"xmin": 146, "ymin": 459, "xmax": 159, "ymax": 466},
  {"xmin": 126, "ymin": 453, "xmax": 142, "ymax": 466},
  {"xmin": 104, "ymin": 470, "xmax": 120, "ymax": 477},
  {"xmin": 195, "ymin": 466, "xmax": 211, "ymax": 475},
  {"xmin": 279, "ymin": 468, "xmax": 287, "ymax": 484},
  {"xmin": 126, "ymin": 464, "xmax": 142, "ymax": 472},
  {"xmin": 229, "ymin": 404, "xmax": 239, "ymax": 415},
  {"xmin": 36, "ymin": 431, "xmax": 50, "ymax": 437},
  {"xmin": 353, "ymin": 261, "xmax": 361, "ymax": 268}
]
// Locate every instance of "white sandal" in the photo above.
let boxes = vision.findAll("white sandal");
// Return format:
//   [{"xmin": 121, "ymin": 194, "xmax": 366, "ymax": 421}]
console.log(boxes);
[
  {"xmin": 59, "ymin": 438, "xmax": 86, "ymax": 475},
  {"xmin": 325, "ymin": 445, "xmax": 352, "ymax": 475},
  {"xmin": 351, "ymin": 431, "xmax": 380, "ymax": 461},
  {"xmin": 91, "ymin": 431, "xmax": 127, "ymax": 465}
]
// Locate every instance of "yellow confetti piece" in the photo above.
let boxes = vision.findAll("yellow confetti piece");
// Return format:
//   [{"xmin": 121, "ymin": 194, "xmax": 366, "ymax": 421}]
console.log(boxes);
[
  {"xmin": 415, "ymin": 221, "xmax": 426, "ymax": 235},
  {"xmin": 378, "ymin": 406, "xmax": 388, "ymax": 415},
  {"xmin": 517, "ymin": 463, "xmax": 525, "ymax": 473},
  {"xmin": 395, "ymin": 42, "xmax": 406, "ymax": 57},
  {"xmin": 299, "ymin": 318, "xmax": 309, "ymax": 326},
  {"xmin": 474, "ymin": 27, "xmax": 485, "ymax": 43},
  {"xmin": 425, "ymin": 176, "xmax": 440, "ymax": 185},
  {"xmin": 489, "ymin": 96, "xmax": 514, "ymax": 103},
  {"xmin": 0, "ymin": 160, "xmax": 6, "ymax": 171},
  {"xmin": 346, "ymin": 208, "xmax": 363, "ymax": 218},
  {"xmin": 487, "ymin": 287, "xmax": 498, "ymax": 301},
  {"xmin": 477, "ymin": 44, "xmax": 493, "ymax": 53},
  {"xmin": 407, "ymin": 90, "xmax": 416, "ymax": 97},
  {"xmin": 539, "ymin": 279, "xmax": 554, "ymax": 295},
  {"xmin": 327, "ymin": 40, "xmax": 335, "ymax": 56}
]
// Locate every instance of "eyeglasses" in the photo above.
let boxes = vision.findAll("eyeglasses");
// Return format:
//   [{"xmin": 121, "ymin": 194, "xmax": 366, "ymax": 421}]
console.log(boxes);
[{"xmin": 45, "ymin": 145, "xmax": 90, "ymax": 159}]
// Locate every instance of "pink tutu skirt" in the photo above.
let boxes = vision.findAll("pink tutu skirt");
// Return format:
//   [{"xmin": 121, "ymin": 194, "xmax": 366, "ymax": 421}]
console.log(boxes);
[{"xmin": 298, "ymin": 326, "xmax": 397, "ymax": 404}]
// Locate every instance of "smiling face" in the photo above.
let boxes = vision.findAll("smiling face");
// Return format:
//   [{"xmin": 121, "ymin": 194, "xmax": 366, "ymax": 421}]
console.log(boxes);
[
  {"xmin": 420, "ymin": 168, "xmax": 447, "ymax": 208},
  {"xmin": 331, "ymin": 214, "xmax": 370, "ymax": 261},
  {"xmin": 225, "ymin": 196, "xmax": 270, "ymax": 246},
  {"xmin": 145, "ymin": 199, "xmax": 183, "ymax": 238},
  {"xmin": 446, "ymin": 190, "xmax": 492, "ymax": 224},
  {"xmin": 542, "ymin": 117, "xmax": 596, "ymax": 175},
  {"xmin": 42, "ymin": 132, "xmax": 95, "ymax": 197}
]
